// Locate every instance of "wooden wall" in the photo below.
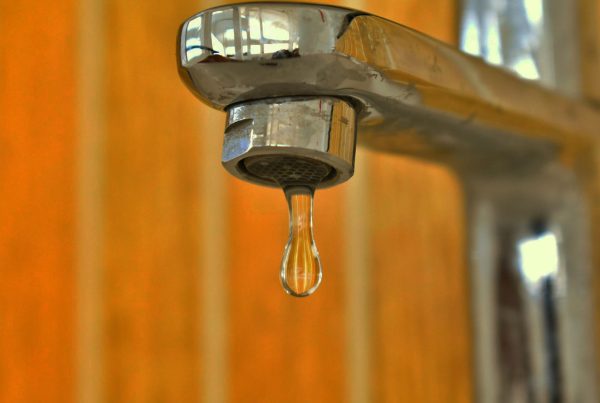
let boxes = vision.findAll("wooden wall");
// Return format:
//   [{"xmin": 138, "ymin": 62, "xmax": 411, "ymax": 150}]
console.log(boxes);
[
  {"xmin": 0, "ymin": 0, "xmax": 492, "ymax": 401},
  {"xmin": 0, "ymin": 1, "xmax": 77, "ymax": 401}
]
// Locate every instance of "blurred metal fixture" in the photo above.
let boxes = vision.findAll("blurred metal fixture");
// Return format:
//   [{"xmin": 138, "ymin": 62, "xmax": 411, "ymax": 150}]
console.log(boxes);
[
  {"xmin": 459, "ymin": 0, "xmax": 580, "ymax": 95},
  {"xmin": 178, "ymin": 3, "xmax": 600, "ymax": 402}
]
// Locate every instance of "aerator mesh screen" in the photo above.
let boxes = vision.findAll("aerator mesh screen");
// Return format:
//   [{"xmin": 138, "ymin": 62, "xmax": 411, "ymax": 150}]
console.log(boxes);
[{"xmin": 243, "ymin": 155, "xmax": 332, "ymax": 187}]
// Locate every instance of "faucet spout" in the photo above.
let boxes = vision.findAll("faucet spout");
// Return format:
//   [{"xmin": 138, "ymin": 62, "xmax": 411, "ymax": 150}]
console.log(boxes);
[{"xmin": 178, "ymin": 3, "xmax": 600, "ymax": 401}]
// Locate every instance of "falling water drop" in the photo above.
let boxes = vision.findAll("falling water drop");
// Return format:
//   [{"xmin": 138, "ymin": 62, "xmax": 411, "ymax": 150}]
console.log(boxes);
[
  {"xmin": 242, "ymin": 154, "xmax": 330, "ymax": 298},
  {"xmin": 280, "ymin": 186, "xmax": 322, "ymax": 297}
]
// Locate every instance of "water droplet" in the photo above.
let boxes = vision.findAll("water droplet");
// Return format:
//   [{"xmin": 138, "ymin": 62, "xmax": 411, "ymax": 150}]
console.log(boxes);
[{"xmin": 280, "ymin": 186, "xmax": 322, "ymax": 297}]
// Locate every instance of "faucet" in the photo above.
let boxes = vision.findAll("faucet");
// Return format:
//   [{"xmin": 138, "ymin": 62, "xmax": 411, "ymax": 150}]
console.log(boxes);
[{"xmin": 177, "ymin": 3, "xmax": 599, "ymax": 401}]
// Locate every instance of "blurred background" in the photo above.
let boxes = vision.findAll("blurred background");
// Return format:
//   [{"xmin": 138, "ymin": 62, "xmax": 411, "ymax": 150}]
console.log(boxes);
[{"xmin": 1, "ymin": 0, "xmax": 599, "ymax": 402}]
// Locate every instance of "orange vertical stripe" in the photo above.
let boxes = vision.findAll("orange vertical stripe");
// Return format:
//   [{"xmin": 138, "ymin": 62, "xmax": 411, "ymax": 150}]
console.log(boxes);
[
  {"xmin": 198, "ymin": 107, "xmax": 228, "ymax": 403},
  {"xmin": 77, "ymin": 0, "xmax": 106, "ymax": 401},
  {"xmin": 0, "ymin": 1, "xmax": 77, "ymax": 402},
  {"xmin": 102, "ymin": 0, "xmax": 204, "ymax": 401}
]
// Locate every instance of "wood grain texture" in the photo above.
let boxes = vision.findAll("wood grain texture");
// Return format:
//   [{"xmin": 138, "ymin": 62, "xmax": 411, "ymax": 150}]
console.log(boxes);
[
  {"xmin": 102, "ymin": 0, "xmax": 204, "ymax": 401},
  {"xmin": 0, "ymin": 1, "xmax": 77, "ymax": 402},
  {"xmin": 361, "ymin": 1, "xmax": 473, "ymax": 402}
]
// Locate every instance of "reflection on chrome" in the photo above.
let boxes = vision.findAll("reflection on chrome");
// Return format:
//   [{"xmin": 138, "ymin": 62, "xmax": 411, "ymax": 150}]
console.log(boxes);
[
  {"xmin": 182, "ymin": 5, "xmax": 349, "ymax": 64},
  {"xmin": 503, "ymin": 228, "xmax": 564, "ymax": 402}
]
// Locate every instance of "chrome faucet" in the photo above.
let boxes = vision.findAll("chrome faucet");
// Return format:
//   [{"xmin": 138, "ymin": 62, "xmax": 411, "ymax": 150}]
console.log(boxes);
[{"xmin": 177, "ymin": 3, "xmax": 599, "ymax": 401}]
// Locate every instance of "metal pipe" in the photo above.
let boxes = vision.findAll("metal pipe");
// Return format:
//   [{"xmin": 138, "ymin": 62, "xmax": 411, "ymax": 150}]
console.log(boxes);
[{"xmin": 177, "ymin": 3, "xmax": 600, "ymax": 401}]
